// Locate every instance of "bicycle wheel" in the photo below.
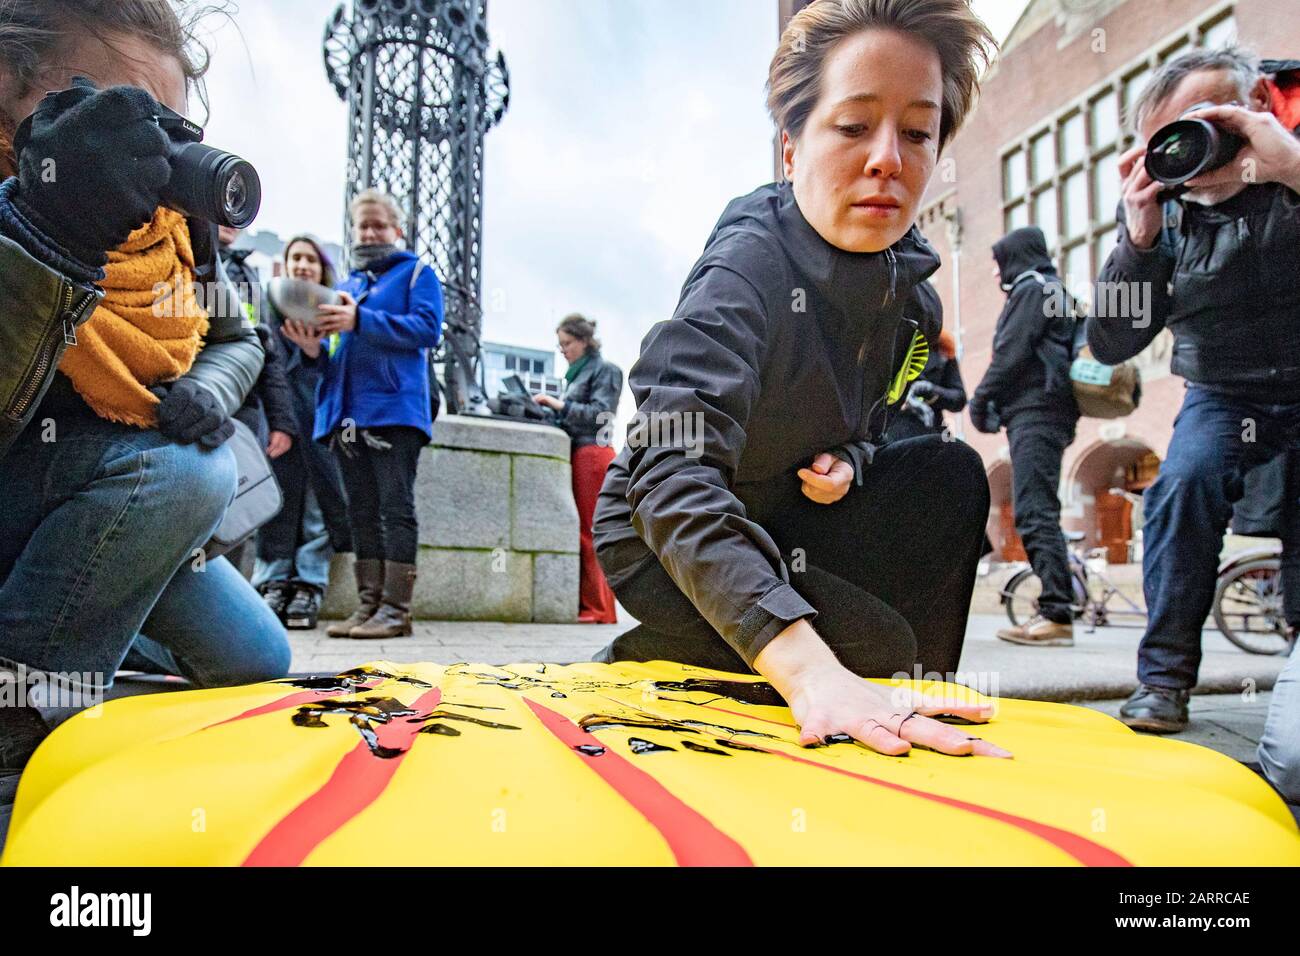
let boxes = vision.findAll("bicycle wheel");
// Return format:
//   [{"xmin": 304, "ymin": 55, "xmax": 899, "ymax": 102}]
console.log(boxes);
[
  {"xmin": 1002, "ymin": 569, "xmax": 1041, "ymax": 628},
  {"xmin": 1213, "ymin": 557, "xmax": 1293, "ymax": 656}
]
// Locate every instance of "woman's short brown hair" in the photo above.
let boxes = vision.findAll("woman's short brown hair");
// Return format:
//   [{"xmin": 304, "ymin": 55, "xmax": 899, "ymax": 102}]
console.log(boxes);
[
  {"xmin": 557, "ymin": 313, "xmax": 600, "ymax": 354},
  {"xmin": 767, "ymin": 0, "xmax": 995, "ymax": 150}
]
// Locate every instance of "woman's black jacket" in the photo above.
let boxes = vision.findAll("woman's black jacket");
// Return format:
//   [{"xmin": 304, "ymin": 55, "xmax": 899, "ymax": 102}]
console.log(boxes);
[
  {"xmin": 556, "ymin": 350, "xmax": 623, "ymax": 448},
  {"xmin": 593, "ymin": 181, "xmax": 941, "ymax": 666}
]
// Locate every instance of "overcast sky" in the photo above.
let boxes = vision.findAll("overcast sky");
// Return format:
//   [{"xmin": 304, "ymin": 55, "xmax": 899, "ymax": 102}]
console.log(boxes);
[{"xmin": 200, "ymin": 0, "xmax": 1029, "ymax": 413}]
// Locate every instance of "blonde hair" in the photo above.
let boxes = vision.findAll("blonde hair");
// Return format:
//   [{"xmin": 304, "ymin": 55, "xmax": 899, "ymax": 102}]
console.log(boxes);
[
  {"xmin": 349, "ymin": 188, "xmax": 405, "ymax": 232},
  {"xmin": 766, "ymin": 0, "xmax": 995, "ymax": 150}
]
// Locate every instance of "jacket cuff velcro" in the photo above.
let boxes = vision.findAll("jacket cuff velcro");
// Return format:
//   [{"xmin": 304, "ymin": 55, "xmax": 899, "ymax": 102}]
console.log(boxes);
[{"xmin": 733, "ymin": 582, "xmax": 817, "ymax": 667}]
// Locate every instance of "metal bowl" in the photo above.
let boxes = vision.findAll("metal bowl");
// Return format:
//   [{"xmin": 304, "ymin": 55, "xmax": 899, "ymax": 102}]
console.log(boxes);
[{"xmin": 267, "ymin": 277, "xmax": 342, "ymax": 326}]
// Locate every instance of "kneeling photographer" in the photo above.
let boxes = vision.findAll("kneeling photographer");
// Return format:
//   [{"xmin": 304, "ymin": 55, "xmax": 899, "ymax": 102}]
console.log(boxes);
[
  {"xmin": 1089, "ymin": 46, "xmax": 1300, "ymax": 736},
  {"xmin": 0, "ymin": 2, "xmax": 289, "ymax": 773}
]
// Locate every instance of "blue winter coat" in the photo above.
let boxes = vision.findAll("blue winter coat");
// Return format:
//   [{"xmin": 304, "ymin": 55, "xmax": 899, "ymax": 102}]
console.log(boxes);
[{"xmin": 313, "ymin": 250, "xmax": 444, "ymax": 443}]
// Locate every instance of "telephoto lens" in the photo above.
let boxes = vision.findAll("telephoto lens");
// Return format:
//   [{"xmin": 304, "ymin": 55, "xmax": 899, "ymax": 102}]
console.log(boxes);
[{"xmin": 1145, "ymin": 100, "xmax": 1246, "ymax": 187}]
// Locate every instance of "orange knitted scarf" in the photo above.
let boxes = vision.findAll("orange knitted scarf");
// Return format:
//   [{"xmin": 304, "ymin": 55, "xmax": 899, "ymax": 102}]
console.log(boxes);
[{"xmin": 58, "ymin": 208, "xmax": 209, "ymax": 427}]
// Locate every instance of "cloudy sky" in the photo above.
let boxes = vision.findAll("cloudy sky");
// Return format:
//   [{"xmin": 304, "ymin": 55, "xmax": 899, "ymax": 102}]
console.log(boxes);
[{"xmin": 200, "ymin": 0, "xmax": 1028, "ymax": 416}]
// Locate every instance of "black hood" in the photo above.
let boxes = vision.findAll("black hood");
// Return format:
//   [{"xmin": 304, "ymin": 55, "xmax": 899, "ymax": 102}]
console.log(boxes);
[
  {"xmin": 993, "ymin": 226, "xmax": 1055, "ymax": 289},
  {"xmin": 705, "ymin": 182, "xmax": 940, "ymax": 318}
]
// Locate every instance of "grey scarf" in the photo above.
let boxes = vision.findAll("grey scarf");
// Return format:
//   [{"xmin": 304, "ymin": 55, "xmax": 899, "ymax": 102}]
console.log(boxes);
[{"xmin": 351, "ymin": 243, "xmax": 399, "ymax": 273}]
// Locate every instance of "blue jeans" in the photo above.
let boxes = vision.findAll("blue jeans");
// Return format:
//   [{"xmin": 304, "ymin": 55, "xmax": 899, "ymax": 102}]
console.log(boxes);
[
  {"xmin": 252, "ymin": 486, "xmax": 333, "ymax": 590},
  {"xmin": 1259, "ymin": 640, "xmax": 1300, "ymax": 803},
  {"xmin": 1139, "ymin": 386, "xmax": 1300, "ymax": 690},
  {"xmin": 0, "ymin": 411, "xmax": 290, "ymax": 693}
]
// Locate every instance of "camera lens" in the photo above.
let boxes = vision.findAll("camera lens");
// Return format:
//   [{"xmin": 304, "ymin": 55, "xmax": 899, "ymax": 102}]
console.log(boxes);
[
  {"xmin": 162, "ymin": 141, "xmax": 262, "ymax": 229},
  {"xmin": 1146, "ymin": 121, "xmax": 1213, "ymax": 184}
]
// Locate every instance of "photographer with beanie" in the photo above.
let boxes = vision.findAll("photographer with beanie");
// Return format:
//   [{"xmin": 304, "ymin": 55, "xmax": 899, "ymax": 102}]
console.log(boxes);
[
  {"xmin": 0, "ymin": 1, "xmax": 289, "ymax": 773},
  {"xmin": 281, "ymin": 189, "xmax": 444, "ymax": 639}
]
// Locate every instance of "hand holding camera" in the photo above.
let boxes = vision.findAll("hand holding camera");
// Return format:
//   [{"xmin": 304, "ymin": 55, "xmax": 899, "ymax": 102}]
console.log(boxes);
[
  {"xmin": 1117, "ymin": 144, "xmax": 1165, "ymax": 251},
  {"xmin": 10, "ymin": 77, "xmax": 263, "ymax": 272},
  {"xmin": 1172, "ymin": 103, "xmax": 1300, "ymax": 195},
  {"xmin": 11, "ymin": 78, "xmax": 173, "ymax": 270}
]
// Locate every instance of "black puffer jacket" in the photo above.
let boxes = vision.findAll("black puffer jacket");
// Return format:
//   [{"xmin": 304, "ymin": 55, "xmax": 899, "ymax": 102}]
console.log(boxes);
[
  {"xmin": 1089, "ymin": 179, "xmax": 1300, "ymax": 402},
  {"xmin": 971, "ymin": 227, "xmax": 1079, "ymax": 429},
  {"xmin": 593, "ymin": 181, "xmax": 941, "ymax": 665},
  {"xmin": 555, "ymin": 350, "xmax": 623, "ymax": 448}
]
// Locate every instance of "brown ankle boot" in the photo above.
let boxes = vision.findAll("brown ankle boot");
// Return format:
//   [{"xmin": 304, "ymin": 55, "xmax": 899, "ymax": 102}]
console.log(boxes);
[
  {"xmin": 350, "ymin": 561, "xmax": 417, "ymax": 639},
  {"xmin": 326, "ymin": 559, "xmax": 384, "ymax": 638}
]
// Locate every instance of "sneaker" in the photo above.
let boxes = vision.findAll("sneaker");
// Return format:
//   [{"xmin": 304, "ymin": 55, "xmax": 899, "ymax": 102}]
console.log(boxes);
[
  {"xmin": 283, "ymin": 586, "xmax": 323, "ymax": 631},
  {"xmin": 1120, "ymin": 684, "xmax": 1190, "ymax": 734},
  {"xmin": 997, "ymin": 614, "xmax": 1074, "ymax": 647},
  {"xmin": 0, "ymin": 706, "xmax": 50, "ymax": 774},
  {"xmin": 258, "ymin": 582, "xmax": 294, "ymax": 621}
]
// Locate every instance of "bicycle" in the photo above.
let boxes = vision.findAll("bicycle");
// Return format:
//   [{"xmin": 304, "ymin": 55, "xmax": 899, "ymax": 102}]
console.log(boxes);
[
  {"xmin": 1000, "ymin": 535, "xmax": 1296, "ymax": 656},
  {"xmin": 1000, "ymin": 530, "xmax": 1146, "ymax": 633}
]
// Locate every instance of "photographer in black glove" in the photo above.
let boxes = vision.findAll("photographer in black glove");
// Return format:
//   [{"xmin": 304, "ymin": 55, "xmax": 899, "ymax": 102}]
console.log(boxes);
[{"xmin": 0, "ymin": 1, "xmax": 288, "ymax": 777}]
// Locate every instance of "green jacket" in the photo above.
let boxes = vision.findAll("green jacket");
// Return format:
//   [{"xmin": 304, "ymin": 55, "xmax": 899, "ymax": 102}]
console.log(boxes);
[{"xmin": 0, "ymin": 231, "xmax": 265, "ymax": 457}]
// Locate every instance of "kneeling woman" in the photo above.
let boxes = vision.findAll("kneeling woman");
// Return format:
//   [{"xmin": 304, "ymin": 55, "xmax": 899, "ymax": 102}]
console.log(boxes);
[{"xmin": 594, "ymin": 0, "xmax": 1006, "ymax": 758}]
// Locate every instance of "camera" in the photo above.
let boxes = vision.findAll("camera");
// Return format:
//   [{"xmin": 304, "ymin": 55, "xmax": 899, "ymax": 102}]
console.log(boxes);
[
  {"xmin": 1145, "ymin": 100, "xmax": 1246, "ymax": 194},
  {"xmin": 152, "ymin": 102, "xmax": 262, "ymax": 230},
  {"xmin": 17, "ymin": 81, "xmax": 262, "ymax": 229}
]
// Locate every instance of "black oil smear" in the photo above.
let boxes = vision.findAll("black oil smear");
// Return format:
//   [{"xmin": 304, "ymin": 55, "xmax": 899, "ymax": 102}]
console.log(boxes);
[
  {"xmin": 291, "ymin": 696, "xmax": 420, "ymax": 759},
  {"xmin": 580, "ymin": 715, "xmax": 699, "ymax": 735},
  {"xmin": 423, "ymin": 710, "xmax": 521, "ymax": 731},
  {"xmin": 551, "ymin": 692, "xmax": 567, "ymax": 699},
  {"xmin": 575, "ymin": 745, "xmax": 606, "ymax": 757},
  {"xmin": 628, "ymin": 737, "xmax": 675, "ymax": 755},
  {"xmin": 419, "ymin": 723, "xmax": 462, "ymax": 737},
  {"xmin": 650, "ymin": 678, "xmax": 784, "ymax": 707},
  {"xmin": 714, "ymin": 738, "xmax": 768, "ymax": 753},
  {"xmin": 277, "ymin": 666, "xmax": 433, "ymax": 695},
  {"xmin": 682, "ymin": 740, "xmax": 731, "ymax": 757}
]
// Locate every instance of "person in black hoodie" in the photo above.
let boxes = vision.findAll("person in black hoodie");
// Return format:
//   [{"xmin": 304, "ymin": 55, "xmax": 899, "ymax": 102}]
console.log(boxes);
[
  {"xmin": 970, "ymin": 226, "xmax": 1080, "ymax": 647},
  {"xmin": 592, "ymin": 0, "xmax": 1010, "ymax": 760},
  {"xmin": 1089, "ymin": 47, "xmax": 1300, "ymax": 733}
]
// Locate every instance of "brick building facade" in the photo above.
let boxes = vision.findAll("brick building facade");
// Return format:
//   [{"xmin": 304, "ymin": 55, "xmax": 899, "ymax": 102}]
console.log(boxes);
[{"xmin": 778, "ymin": 0, "xmax": 1300, "ymax": 561}]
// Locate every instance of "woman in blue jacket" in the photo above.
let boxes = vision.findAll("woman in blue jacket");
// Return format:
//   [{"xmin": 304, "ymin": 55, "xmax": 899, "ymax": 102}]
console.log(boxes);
[{"xmin": 282, "ymin": 190, "xmax": 443, "ymax": 639}]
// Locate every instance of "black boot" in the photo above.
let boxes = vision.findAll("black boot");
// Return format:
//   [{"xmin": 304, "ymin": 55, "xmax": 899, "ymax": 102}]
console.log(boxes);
[
  {"xmin": 350, "ymin": 562, "xmax": 416, "ymax": 639},
  {"xmin": 0, "ymin": 705, "xmax": 49, "ymax": 774},
  {"xmin": 258, "ymin": 581, "xmax": 294, "ymax": 621},
  {"xmin": 1120, "ymin": 684, "xmax": 1190, "ymax": 734},
  {"xmin": 326, "ymin": 559, "xmax": 384, "ymax": 638},
  {"xmin": 283, "ymin": 585, "xmax": 323, "ymax": 631}
]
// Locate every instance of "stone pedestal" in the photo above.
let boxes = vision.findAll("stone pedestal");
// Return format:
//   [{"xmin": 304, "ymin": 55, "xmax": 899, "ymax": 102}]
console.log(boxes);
[{"xmin": 322, "ymin": 415, "xmax": 580, "ymax": 623}]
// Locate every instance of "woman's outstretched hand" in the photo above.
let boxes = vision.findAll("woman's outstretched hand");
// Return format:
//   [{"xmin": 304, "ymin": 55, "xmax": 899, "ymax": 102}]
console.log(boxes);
[
  {"xmin": 281, "ymin": 318, "xmax": 325, "ymax": 359},
  {"xmin": 798, "ymin": 452, "xmax": 854, "ymax": 505},
  {"xmin": 755, "ymin": 619, "xmax": 1012, "ymax": 758}
]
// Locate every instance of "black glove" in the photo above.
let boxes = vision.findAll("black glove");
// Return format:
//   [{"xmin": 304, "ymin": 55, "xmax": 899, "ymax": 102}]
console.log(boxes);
[
  {"xmin": 150, "ymin": 379, "xmax": 235, "ymax": 449},
  {"xmin": 909, "ymin": 380, "xmax": 937, "ymax": 402},
  {"xmin": 969, "ymin": 401, "xmax": 1001, "ymax": 435},
  {"xmin": 11, "ymin": 78, "xmax": 171, "ymax": 271}
]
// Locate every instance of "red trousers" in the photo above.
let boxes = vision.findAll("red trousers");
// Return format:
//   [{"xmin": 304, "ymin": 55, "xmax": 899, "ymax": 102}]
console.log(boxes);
[{"xmin": 571, "ymin": 443, "xmax": 618, "ymax": 623}]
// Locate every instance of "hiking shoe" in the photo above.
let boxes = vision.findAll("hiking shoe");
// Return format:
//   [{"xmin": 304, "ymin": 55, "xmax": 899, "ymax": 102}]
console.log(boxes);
[
  {"xmin": 258, "ymin": 581, "xmax": 294, "ymax": 621},
  {"xmin": 997, "ymin": 614, "xmax": 1075, "ymax": 647},
  {"xmin": 283, "ymin": 586, "xmax": 323, "ymax": 631},
  {"xmin": 1120, "ymin": 684, "xmax": 1190, "ymax": 734}
]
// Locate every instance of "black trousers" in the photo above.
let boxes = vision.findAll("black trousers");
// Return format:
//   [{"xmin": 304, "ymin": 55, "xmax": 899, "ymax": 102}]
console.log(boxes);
[
  {"xmin": 602, "ymin": 436, "xmax": 990, "ymax": 678},
  {"xmin": 1007, "ymin": 419, "xmax": 1076, "ymax": 624},
  {"xmin": 333, "ymin": 426, "xmax": 425, "ymax": 564}
]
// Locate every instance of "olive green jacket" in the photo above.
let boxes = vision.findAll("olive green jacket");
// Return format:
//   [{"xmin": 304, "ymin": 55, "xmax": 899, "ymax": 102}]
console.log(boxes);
[{"xmin": 0, "ymin": 231, "xmax": 264, "ymax": 457}]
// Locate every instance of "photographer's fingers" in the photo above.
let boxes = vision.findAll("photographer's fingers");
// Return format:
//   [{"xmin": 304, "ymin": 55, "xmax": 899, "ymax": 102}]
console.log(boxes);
[{"xmin": 1118, "ymin": 144, "xmax": 1146, "ymax": 180}]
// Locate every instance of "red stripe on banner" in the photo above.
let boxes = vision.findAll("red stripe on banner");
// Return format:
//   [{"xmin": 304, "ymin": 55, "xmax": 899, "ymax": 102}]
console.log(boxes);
[
  {"xmin": 694, "ymin": 704, "xmax": 1129, "ymax": 865},
  {"xmin": 242, "ymin": 688, "xmax": 441, "ymax": 867},
  {"xmin": 759, "ymin": 744, "xmax": 1131, "ymax": 867},
  {"xmin": 203, "ymin": 686, "xmax": 371, "ymax": 730},
  {"xmin": 524, "ymin": 698, "xmax": 753, "ymax": 867}
]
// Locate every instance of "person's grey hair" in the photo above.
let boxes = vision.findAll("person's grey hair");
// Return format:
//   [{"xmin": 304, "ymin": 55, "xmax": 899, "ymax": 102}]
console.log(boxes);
[
  {"xmin": 349, "ymin": 188, "xmax": 405, "ymax": 232},
  {"xmin": 1128, "ymin": 45, "xmax": 1260, "ymax": 134}
]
